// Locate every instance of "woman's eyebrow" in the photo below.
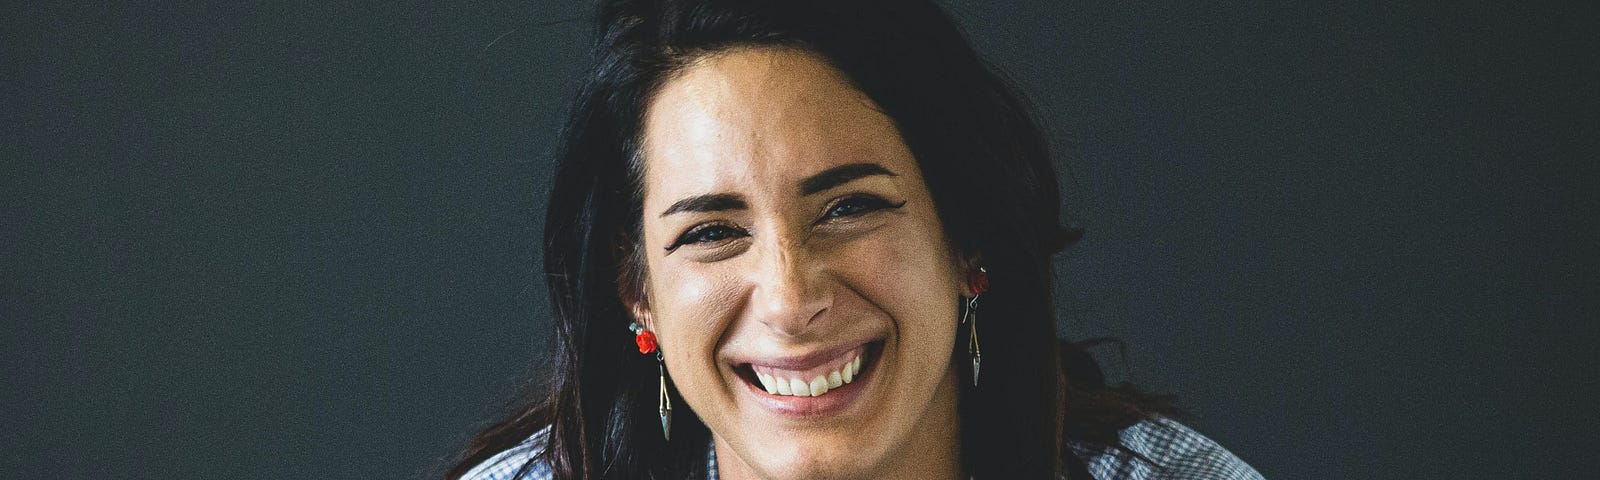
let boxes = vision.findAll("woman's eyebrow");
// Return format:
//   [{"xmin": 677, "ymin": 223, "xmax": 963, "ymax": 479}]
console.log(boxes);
[
  {"xmin": 660, "ymin": 193, "xmax": 747, "ymax": 217},
  {"xmin": 799, "ymin": 163, "xmax": 897, "ymax": 196}
]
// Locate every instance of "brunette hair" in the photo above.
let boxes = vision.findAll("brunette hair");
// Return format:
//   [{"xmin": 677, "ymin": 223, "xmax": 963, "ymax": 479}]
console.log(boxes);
[{"xmin": 447, "ymin": 1, "xmax": 1174, "ymax": 478}]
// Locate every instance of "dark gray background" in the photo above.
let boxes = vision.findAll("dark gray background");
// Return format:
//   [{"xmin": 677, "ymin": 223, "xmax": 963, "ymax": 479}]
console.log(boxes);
[{"xmin": 4, "ymin": 1, "xmax": 1595, "ymax": 478}]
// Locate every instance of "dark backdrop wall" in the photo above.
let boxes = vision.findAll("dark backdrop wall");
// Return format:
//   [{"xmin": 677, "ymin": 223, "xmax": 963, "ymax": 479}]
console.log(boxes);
[{"xmin": 4, "ymin": 1, "xmax": 1594, "ymax": 478}]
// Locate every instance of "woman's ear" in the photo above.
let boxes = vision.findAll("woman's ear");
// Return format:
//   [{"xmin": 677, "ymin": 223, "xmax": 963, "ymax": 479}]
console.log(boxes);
[
  {"xmin": 957, "ymin": 252, "xmax": 985, "ymax": 297},
  {"xmin": 616, "ymin": 234, "xmax": 654, "ymax": 330},
  {"xmin": 627, "ymin": 300, "xmax": 655, "ymax": 332},
  {"xmin": 618, "ymin": 261, "xmax": 654, "ymax": 331}
]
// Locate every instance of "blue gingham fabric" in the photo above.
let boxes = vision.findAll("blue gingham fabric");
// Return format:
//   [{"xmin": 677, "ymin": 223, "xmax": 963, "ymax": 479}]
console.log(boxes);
[
  {"xmin": 461, "ymin": 418, "xmax": 1262, "ymax": 480},
  {"xmin": 1072, "ymin": 419, "xmax": 1264, "ymax": 480},
  {"xmin": 457, "ymin": 432, "xmax": 551, "ymax": 480}
]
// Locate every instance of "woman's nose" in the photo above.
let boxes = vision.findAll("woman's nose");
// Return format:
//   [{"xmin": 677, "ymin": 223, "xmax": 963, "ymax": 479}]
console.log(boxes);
[{"xmin": 748, "ymin": 240, "xmax": 830, "ymax": 338}]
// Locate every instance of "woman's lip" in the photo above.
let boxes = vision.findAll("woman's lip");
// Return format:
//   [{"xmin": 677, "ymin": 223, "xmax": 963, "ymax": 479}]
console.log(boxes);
[{"xmin": 729, "ymin": 340, "xmax": 879, "ymax": 371}]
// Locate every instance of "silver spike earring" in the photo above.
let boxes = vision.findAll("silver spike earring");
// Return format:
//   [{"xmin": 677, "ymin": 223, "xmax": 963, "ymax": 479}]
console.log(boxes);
[
  {"xmin": 657, "ymin": 351, "xmax": 672, "ymax": 441},
  {"xmin": 631, "ymin": 322, "xmax": 671, "ymax": 441},
  {"xmin": 962, "ymin": 267, "xmax": 989, "ymax": 386}
]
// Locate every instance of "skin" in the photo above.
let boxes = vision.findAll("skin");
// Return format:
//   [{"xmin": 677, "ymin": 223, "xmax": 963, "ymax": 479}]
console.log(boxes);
[{"xmin": 628, "ymin": 47, "xmax": 978, "ymax": 480}]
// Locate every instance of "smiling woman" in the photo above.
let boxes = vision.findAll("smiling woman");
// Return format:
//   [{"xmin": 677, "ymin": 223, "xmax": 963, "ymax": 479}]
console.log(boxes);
[
  {"xmin": 446, "ymin": 1, "xmax": 1262, "ymax": 479},
  {"xmin": 635, "ymin": 49, "xmax": 967, "ymax": 478}
]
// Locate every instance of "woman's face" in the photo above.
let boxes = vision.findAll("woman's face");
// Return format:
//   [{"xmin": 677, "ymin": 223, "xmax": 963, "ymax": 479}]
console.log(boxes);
[{"xmin": 632, "ymin": 48, "xmax": 970, "ymax": 479}]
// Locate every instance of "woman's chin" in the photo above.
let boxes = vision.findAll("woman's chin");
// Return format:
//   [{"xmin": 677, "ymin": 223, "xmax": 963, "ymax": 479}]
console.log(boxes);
[{"xmin": 721, "ymin": 433, "xmax": 885, "ymax": 480}]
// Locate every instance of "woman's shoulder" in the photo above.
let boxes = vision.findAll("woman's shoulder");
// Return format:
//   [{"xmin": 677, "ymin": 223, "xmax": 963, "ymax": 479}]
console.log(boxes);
[
  {"xmin": 1070, "ymin": 418, "xmax": 1265, "ymax": 480},
  {"xmin": 458, "ymin": 427, "xmax": 553, "ymax": 480}
]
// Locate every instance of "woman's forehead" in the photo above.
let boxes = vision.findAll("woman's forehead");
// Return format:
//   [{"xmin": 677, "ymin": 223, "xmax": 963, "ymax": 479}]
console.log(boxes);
[{"xmin": 638, "ymin": 48, "xmax": 916, "ymax": 201}]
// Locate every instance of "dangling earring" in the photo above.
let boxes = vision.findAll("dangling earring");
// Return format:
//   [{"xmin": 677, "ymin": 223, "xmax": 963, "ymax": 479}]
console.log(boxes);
[
  {"xmin": 962, "ymin": 267, "xmax": 988, "ymax": 386},
  {"xmin": 656, "ymin": 351, "xmax": 672, "ymax": 441},
  {"xmin": 631, "ymin": 322, "xmax": 672, "ymax": 441}
]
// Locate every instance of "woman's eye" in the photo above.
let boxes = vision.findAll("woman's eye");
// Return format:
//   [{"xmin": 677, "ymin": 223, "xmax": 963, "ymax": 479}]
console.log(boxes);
[
  {"xmin": 823, "ymin": 195, "xmax": 905, "ymax": 220},
  {"xmin": 668, "ymin": 224, "xmax": 747, "ymax": 251}
]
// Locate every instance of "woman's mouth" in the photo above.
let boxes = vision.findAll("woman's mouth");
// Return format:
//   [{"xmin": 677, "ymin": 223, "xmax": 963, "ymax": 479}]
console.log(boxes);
[{"xmin": 733, "ymin": 342, "xmax": 882, "ymax": 416}]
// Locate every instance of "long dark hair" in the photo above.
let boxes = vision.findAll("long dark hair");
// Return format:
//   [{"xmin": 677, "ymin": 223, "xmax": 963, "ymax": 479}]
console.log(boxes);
[{"xmin": 447, "ymin": 1, "xmax": 1174, "ymax": 478}]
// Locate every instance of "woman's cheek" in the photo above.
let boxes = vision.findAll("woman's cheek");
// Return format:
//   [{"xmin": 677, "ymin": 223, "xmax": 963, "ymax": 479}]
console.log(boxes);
[
  {"xmin": 654, "ymin": 263, "xmax": 736, "ymax": 351},
  {"xmin": 850, "ymin": 221, "xmax": 952, "ymax": 289}
]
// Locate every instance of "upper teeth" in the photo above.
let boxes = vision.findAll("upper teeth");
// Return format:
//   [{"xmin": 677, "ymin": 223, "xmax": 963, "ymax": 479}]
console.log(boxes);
[{"xmin": 754, "ymin": 353, "xmax": 863, "ymax": 397}]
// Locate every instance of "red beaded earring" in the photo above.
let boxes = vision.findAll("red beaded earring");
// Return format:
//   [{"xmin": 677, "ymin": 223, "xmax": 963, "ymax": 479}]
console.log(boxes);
[
  {"xmin": 634, "ymin": 326, "xmax": 657, "ymax": 355},
  {"xmin": 968, "ymin": 267, "xmax": 990, "ymax": 296},
  {"xmin": 629, "ymin": 322, "xmax": 671, "ymax": 440},
  {"xmin": 963, "ymin": 267, "xmax": 988, "ymax": 386}
]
